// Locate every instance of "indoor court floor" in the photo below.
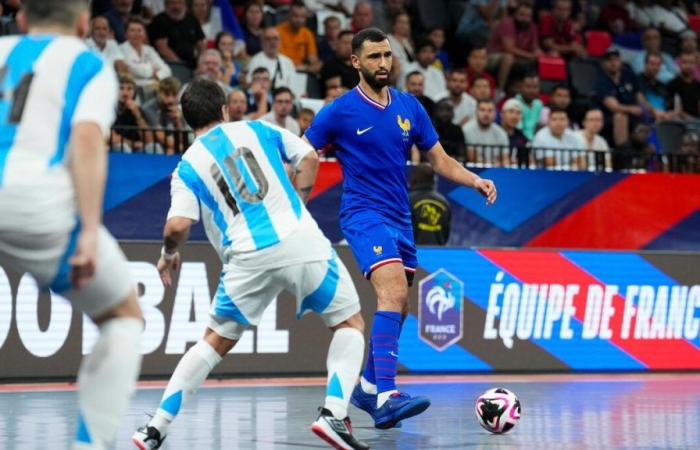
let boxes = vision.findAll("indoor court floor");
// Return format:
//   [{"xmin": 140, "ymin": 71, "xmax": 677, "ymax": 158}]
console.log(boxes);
[{"xmin": 1, "ymin": 373, "xmax": 699, "ymax": 449}]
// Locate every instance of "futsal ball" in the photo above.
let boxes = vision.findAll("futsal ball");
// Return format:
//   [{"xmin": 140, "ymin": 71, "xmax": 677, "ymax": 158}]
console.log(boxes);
[{"xmin": 475, "ymin": 387, "xmax": 521, "ymax": 434}]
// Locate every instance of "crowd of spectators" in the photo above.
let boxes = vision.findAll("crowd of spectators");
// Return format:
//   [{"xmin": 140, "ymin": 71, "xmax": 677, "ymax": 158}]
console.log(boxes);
[{"xmin": 1, "ymin": 0, "xmax": 699, "ymax": 171}]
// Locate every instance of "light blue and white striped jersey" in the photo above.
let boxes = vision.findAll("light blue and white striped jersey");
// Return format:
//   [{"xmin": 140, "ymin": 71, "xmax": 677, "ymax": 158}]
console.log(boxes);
[
  {"xmin": 0, "ymin": 35, "xmax": 117, "ymax": 233},
  {"xmin": 168, "ymin": 120, "xmax": 328, "ymax": 264}
]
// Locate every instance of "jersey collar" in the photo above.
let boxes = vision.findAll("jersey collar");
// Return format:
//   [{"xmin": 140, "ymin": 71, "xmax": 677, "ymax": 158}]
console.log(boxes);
[{"xmin": 355, "ymin": 85, "xmax": 392, "ymax": 110}]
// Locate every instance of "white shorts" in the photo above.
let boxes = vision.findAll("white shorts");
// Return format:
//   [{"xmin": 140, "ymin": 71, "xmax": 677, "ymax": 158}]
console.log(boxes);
[
  {"xmin": 0, "ymin": 224, "xmax": 133, "ymax": 318},
  {"xmin": 208, "ymin": 250, "xmax": 361, "ymax": 340}
]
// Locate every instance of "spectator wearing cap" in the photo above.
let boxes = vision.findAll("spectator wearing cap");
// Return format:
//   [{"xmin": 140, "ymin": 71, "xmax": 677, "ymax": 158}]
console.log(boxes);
[
  {"xmin": 462, "ymin": 99, "xmax": 510, "ymax": 163},
  {"xmin": 631, "ymin": 28, "xmax": 679, "ymax": 84},
  {"xmin": 247, "ymin": 27, "xmax": 296, "ymax": 90},
  {"xmin": 120, "ymin": 17, "xmax": 172, "ymax": 87},
  {"xmin": 442, "ymin": 70, "xmax": 476, "ymax": 127},
  {"xmin": 87, "ymin": 16, "xmax": 128, "ymax": 74},
  {"xmin": 515, "ymin": 73, "xmax": 546, "ymax": 139},
  {"xmin": 539, "ymin": 0, "xmax": 585, "ymax": 59},
  {"xmin": 404, "ymin": 71, "xmax": 435, "ymax": 119},
  {"xmin": 487, "ymin": 1, "xmax": 542, "ymax": 92},
  {"xmin": 261, "ymin": 87, "xmax": 300, "ymax": 135},
  {"xmin": 669, "ymin": 52, "xmax": 700, "ymax": 120},
  {"xmin": 638, "ymin": 52, "xmax": 677, "ymax": 122},
  {"xmin": 320, "ymin": 30, "xmax": 359, "ymax": 91},
  {"xmin": 149, "ymin": 0, "xmax": 206, "ymax": 69},
  {"xmin": 500, "ymin": 98, "xmax": 530, "ymax": 167},
  {"xmin": 401, "ymin": 39, "xmax": 447, "ymax": 103},
  {"xmin": 595, "ymin": 49, "xmax": 643, "ymax": 147},
  {"xmin": 409, "ymin": 163, "xmax": 452, "ymax": 246},
  {"xmin": 574, "ymin": 108, "xmax": 611, "ymax": 171},
  {"xmin": 532, "ymin": 109, "xmax": 582, "ymax": 169},
  {"xmin": 277, "ymin": 3, "xmax": 322, "ymax": 74},
  {"xmin": 466, "ymin": 47, "xmax": 496, "ymax": 98}
]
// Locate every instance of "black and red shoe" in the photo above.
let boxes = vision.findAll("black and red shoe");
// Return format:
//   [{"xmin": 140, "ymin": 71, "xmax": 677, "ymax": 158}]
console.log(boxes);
[{"xmin": 311, "ymin": 407, "xmax": 370, "ymax": 450}]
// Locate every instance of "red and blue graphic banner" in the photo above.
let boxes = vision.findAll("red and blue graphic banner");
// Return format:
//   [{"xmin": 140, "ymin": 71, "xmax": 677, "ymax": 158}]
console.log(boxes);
[
  {"xmin": 103, "ymin": 156, "xmax": 700, "ymax": 251},
  {"xmin": 401, "ymin": 248, "xmax": 700, "ymax": 372}
]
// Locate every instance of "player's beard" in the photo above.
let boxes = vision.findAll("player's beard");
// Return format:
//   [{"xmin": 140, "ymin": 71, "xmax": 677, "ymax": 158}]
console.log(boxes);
[{"xmin": 360, "ymin": 66, "xmax": 390, "ymax": 90}]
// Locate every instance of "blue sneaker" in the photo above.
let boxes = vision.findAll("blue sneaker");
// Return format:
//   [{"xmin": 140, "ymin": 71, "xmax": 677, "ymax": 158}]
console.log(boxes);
[
  {"xmin": 350, "ymin": 385, "xmax": 403, "ymax": 429},
  {"xmin": 372, "ymin": 392, "xmax": 430, "ymax": 430}
]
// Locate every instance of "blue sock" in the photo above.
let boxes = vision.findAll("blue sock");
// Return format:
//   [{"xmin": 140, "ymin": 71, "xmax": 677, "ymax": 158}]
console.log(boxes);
[
  {"xmin": 371, "ymin": 311, "xmax": 402, "ymax": 395},
  {"xmin": 362, "ymin": 339, "xmax": 376, "ymax": 385}
]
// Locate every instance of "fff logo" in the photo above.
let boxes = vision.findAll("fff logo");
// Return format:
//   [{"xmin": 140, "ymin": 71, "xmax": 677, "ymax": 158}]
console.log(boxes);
[{"xmin": 418, "ymin": 269, "xmax": 464, "ymax": 351}]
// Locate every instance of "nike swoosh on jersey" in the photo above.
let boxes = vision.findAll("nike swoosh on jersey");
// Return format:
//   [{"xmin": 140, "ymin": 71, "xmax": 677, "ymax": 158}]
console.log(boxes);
[{"xmin": 356, "ymin": 126, "xmax": 373, "ymax": 135}]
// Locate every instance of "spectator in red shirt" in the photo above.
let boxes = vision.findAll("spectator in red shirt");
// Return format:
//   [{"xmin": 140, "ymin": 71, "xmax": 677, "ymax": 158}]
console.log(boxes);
[
  {"xmin": 598, "ymin": 0, "xmax": 638, "ymax": 36},
  {"xmin": 488, "ymin": 2, "xmax": 543, "ymax": 92},
  {"xmin": 466, "ymin": 47, "xmax": 496, "ymax": 98},
  {"xmin": 540, "ymin": 0, "xmax": 585, "ymax": 58}
]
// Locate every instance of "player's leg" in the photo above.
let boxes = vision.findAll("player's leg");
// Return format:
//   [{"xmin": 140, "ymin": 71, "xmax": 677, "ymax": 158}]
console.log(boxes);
[
  {"xmin": 289, "ymin": 254, "xmax": 368, "ymax": 449},
  {"xmin": 52, "ymin": 227, "xmax": 144, "ymax": 450},
  {"xmin": 133, "ymin": 269, "xmax": 279, "ymax": 449}
]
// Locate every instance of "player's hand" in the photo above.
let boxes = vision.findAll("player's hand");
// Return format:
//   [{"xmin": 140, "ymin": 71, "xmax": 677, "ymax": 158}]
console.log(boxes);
[
  {"xmin": 157, "ymin": 252, "xmax": 181, "ymax": 287},
  {"xmin": 474, "ymin": 178, "xmax": 497, "ymax": 205},
  {"xmin": 70, "ymin": 230, "xmax": 98, "ymax": 290}
]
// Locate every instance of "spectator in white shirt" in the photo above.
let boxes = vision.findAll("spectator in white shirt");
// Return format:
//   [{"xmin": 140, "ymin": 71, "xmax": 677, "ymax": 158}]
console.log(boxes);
[
  {"xmin": 247, "ymin": 27, "xmax": 296, "ymax": 91},
  {"xmin": 442, "ymin": 70, "xmax": 476, "ymax": 127},
  {"xmin": 401, "ymin": 39, "xmax": 447, "ymax": 102},
  {"xmin": 574, "ymin": 108, "xmax": 611, "ymax": 171},
  {"xmin": 86, "ymin": 16, "xmax": 128, "ymax": 74},
  {"xmin": 261, "ymin": 87, "xmax": 301, "ymax": 135},
  {"xmin": 120, "ymin": 17, "xmax": 172, "ymax": 87},
  {"xmin": 462, "ymin": 99, "xmax": 509, "ymax": 164},
  {"xmin": 532, "ymin": 109, "xmax": 583, "ymax": 169}
]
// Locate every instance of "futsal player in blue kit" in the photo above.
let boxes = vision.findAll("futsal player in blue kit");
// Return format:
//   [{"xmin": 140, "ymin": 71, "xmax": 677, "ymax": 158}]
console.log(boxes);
[{"xmin": 304, "ymin": 28, "xmax": 497, "ymax": 429}]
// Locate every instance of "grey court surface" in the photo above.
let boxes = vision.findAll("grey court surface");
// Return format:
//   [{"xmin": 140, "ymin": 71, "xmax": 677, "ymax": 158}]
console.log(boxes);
[{"xmin": 1, "ymin": 374, "xmax": 700, "ymax": 450}]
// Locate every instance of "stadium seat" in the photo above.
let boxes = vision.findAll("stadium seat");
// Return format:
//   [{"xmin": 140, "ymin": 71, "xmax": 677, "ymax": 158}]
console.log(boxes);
[
  {"xmin": 655, "ymin": 121, "xmax": 686, "ymax": 153},
  {"xmin": 690, "ymin": 15, "xmax": 700, "ymax": 34},
  {"xmin": 538, "ymin": 56, "xmax": 567, "ymax": 81},
  {"xmin": 585, "ymin": 31, "xmax": 612, "ymax": 57},
  {"xmin": 569, "ymin": 58, "xmax": 599, "ymax": 97}
]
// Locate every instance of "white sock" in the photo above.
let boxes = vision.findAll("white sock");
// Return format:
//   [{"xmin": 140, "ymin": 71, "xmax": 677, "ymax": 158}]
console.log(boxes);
[
  {"xmin": 360, "ymin": 376, "xmax": 377, "ymax": 395},
  {"xmin": 324, "ymin": 328, "xmax": 364, "ymax": 420},
  {"xmin": 73, "ymin": 317, "xmax": 142, "ymax": 450},
  {"xmin": 148, "ymin": 340, "xmax": 222, "ymax": 435},
  {"xmin": 377, "ymin": 390, "xmax": 399, "ymax": 408}
]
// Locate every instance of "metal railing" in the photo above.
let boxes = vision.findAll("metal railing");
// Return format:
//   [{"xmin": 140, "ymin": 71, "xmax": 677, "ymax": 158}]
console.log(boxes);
[{"xmin": 108, "ymin": 127, "xmax": 700, "ymax": 173}]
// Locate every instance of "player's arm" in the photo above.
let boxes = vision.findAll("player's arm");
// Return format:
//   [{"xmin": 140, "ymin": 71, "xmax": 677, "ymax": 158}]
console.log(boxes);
[
  {"xmin": 69, "ymin": 122, "xmax": 107, "ymax": 288},
  {"xmin": 296, "ymin": 140, "xmax": 320, "ymax": 203},
  {"xmin": 158, "ymin": 169, "xmax": 200, "ymax": 286},
  {"xmin": 426, "ymin": 141, "xmax": 497, "ymax": 205}
]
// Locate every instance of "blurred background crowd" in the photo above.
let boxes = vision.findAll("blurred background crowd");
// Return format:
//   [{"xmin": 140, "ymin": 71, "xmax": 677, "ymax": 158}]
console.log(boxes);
[{"xmin": 1, "ymin": 0, "xmax": 699, "ymax": 172}]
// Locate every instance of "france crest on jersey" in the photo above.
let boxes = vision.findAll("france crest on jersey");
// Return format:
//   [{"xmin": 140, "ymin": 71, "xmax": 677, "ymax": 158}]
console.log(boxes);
[
  {"xmin": 168, "ymin": 121, "xmax": 317, "ymax": 263},
  {"xmin": 304, "ymin": 86, "xmax": 439, "ymax": 230}
]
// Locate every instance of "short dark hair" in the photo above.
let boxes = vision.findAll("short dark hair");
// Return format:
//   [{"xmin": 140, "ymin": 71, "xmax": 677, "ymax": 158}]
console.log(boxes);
[
  {"xmin": 471, "ymin": 75, "xmax": 491, "ymax": 86},
  {"xmin": 158, "ymin": 77, "xmax": 182, "ymax": 95},
  {"xmin": 405, "ymin": 70, "xmax": 423, "ymax": 82},
  {"xmin": 126, "ymin": 16, "xmax": 147, "ymax": 30},
  {"xmin": 645, "ymin": 51, "xmax": 663, "ymax": 63},
  {"xmin": 272, "ymin": 86, "xmax": 293, "ymax": 99},
  {"xmin": 476, "ymin": 99, "xmax": 495, "ymax": 108},
  {"xmin": 551, "ymin": 84, "xmax": 569, "ymax": 94},
  {"xmin": 24, "ymin": 0, "xmax": 87, "ymax": 26},
  {"xmin": 251, "ymin": 66, "xmax": 270, "ymax": 77},
  {"xmin": 414, "ymin": 38, "xmax": 436, "ymax": 53},
  {"xmin": 181, "ymin": 78, "xmax": 226, "ymax": 130},
  {"xmin": 299, "ymin": 107, "xmax": 315, "ymax": 117},
  {"xmin": 409, "ymin": 163, "xmax": 435, "ymax": 190},
  {"xmin": 352, "ymin": 27, "xmax": 387, "ymax": 55},
  {"xmin": 549, "ymin": 108, "xmax": 568, "ymax": 117},
  {"xmin": 338, "ymin": 29, "xmax": 355, "ymax": 40}
]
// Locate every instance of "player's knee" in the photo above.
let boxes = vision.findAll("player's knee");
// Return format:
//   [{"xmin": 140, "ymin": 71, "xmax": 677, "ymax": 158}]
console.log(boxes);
[
  {"xmin": 92, "ymin": 288, "xmax": 143, "ymax": 325},
  {"xmin": 204, "ymin": 327, "xmax": 239, "ymax": 356},
  {"xmin": 332, "ymin": 312, "xmax": 365, "ymax": 333},
  {"xmin": 377, "ymin": 284, "xmax": 409, "ymax": 310}
]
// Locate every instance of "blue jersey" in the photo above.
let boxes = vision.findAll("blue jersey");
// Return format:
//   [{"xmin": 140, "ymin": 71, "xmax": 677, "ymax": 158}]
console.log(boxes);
[{"xmin": 304, "ymin": 86, "xmax": 439, "ymax": 229}]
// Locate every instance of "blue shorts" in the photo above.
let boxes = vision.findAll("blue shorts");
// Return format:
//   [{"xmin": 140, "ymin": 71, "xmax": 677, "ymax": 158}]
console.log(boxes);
[{"xmin": 342, "ymin": 221, "xmax": 417, "ymax": 284}]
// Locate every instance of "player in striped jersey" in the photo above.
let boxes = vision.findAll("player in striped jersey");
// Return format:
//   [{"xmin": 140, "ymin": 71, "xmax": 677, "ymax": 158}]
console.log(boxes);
[
  {"xmin": 0, "ymin": 1, "xmax": 143, "ymax": 449},
  {"xmin": 132, "ymin": 78, "xmax": 368, "ymax": 450}
]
